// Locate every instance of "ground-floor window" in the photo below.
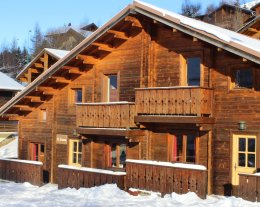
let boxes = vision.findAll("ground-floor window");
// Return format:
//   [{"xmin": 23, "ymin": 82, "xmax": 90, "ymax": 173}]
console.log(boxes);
[
  {"xmin": 168, "ymin": 133, "xmax": 198, "ymax": 163},
  {"xmin": 29, "ymin": 143, "xmax": 45, "ymax": 163},
  {"xmin": 69, "ymin": 139, "xmax": 82, "ymax": 167},
  {"xmin": 107, "ymin": 143, "xmax": 126, "ymax": 168}
]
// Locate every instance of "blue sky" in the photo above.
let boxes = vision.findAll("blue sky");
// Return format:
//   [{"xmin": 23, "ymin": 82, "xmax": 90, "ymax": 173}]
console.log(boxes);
[{"xmin": 0, "ymin": 0, "xmax": 252, "ymax": 49}]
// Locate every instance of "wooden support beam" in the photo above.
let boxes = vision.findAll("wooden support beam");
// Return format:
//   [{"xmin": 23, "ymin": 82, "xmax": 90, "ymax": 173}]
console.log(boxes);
[
  {"xmin": 50, "ymin": 76, "xmax": 71, "ymax": 84},
  {"xmin": 62, "ymin": 66, "xmax": 84, "ymax": 74},
  {"xmin": 76, "ymin": 54, "xmax": 99, "ymax": 64},
  {"xmin": 248, "ymin": 28, "xmax": 258, "ymax": 33},
  {"xmin": 34, "ymin": 63, "xmax": 44, "ymax": 68},
  {"xmin": 92, "ymin": 42, "xmax": 114, "ymax": 52},
  {"xmin": 124, "ymin": 16, "xmax": 142, "ymax": 28},
  {"xmin": 19, "ymin": 77, "xmax": 28, "ymax": 82},
  {"xmin": 193, "ymin": 37, "xmax": 198, "ymax": 42},
  {"xmin": 44, "ymin": 52, "xmax": 49, "ymax": 70},
  {"xmin": 36, "ymin": 86, "xmax": 56, "ymax": 94},
  {"xmin": 107, "ymin": 30, "xmax": 128, "ymax": 40},
  {"xmin": 30, "ymin": 68, "xmax": 40, "ymax": 73},
  {"xmin": 24, "ymin": 96, "xmax": 43, "ymax": 103},
  {"xmin": 13, "ymin": 105, "xmax": 33, "ymax": 112}
]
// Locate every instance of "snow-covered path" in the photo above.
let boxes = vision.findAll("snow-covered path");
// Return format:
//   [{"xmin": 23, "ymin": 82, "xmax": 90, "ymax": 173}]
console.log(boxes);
[{"xmin": 0, "ymin": 181, "xmax": 260, "ymax": 207}]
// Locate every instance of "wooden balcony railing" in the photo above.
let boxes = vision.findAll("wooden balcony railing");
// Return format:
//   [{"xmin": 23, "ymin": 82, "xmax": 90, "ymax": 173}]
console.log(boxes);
[
  {"xmin": 58, "ymin": 165, "xmax": 126, "ymax": 190},
  {"xmin": 237, "ymin": 173, "xmax": 260, "ymax": 202},
  {"xmin": 76, "ymin": 102, "xmax": 136, "ymax": 128},
  {"xmin": 0, "ymin": 158, "xmax": 43, "ymax": 186},
  {"xmin": 135, "ymin": 87, "xmax": 213, "ymax": 116},
  {"xmin": 126, "ymin": 159, "xmax": 207, "ymax": 199}
]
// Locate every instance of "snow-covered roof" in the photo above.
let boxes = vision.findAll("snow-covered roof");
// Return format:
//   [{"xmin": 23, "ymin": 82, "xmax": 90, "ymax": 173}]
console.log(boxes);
[
  {"xmin": 0, "ymin": 72, "xmax": 24, "ymax": 91},
  {"xmin": 241, "ymin": 0, "xmax": 260, "ymax": 9},
  {"xmin": 134, "ymin": 0, "xmax": 260, "ymax": 58},
  {"xmin": 16, "ymin": 48, "xmax": 70, "ymax": 79},
  {"xmin": 44, "ymin": 48, "xmax": 70, "ymax": 59}
]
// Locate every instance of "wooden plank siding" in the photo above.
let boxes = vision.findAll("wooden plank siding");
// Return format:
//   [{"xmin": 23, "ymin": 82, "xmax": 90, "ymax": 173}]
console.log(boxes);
[
  {"xmin": 0, "ymin": 159, "xmax": 43, "ymax": 186},
  {"xmin": 237, "ymin": 174, "xmax": 260, "ymax": 202},
  {"xmin": 135, "ymin": 87, "xmax": 213, "ymax": 116},
  {"xmin": 126, "ymin": 161, "xmax": 207, "ymax": 199},
  {"xmin": 76, "ymin": 102, "xmax": 137, "ymax": 128},
  {"xmin": 58, "ymin": 166, "xmax": 125, "ymax": 190}
]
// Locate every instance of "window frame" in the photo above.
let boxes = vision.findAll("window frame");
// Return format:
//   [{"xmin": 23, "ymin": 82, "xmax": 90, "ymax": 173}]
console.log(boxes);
[
  {"xmin": 228, "ymin": 65, "xmax": 256, "ymax": 91},
  {"xmin": 168, "ymin": 133, "xmax": 199, "ymax": 164},
  {"xmin": 39, "ymin": 108, "xmax": 47, "ymax": 122},
  {"xmin": 102, "ymin": 72, "xmax": 120, "ymax": 102},
  {"xmin": 105, "ymin": 142, "xmax": 126, "ymax": 169},
  {"xmin": 69, "ymin": 87, "xmax": 84, "ymax": 105},
  {"xmin": 68, "ymin": 139, "xmax": 83, "ymax": 167},
  {"xmin": 180, "ymin": 52, "xmax": 204, "ymax": 87}
]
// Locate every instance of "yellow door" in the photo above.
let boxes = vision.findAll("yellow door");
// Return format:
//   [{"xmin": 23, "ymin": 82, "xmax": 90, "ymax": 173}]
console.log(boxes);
[{"xmin": 232, "ymin": 134, "xmax": 256, "ymax": 185}]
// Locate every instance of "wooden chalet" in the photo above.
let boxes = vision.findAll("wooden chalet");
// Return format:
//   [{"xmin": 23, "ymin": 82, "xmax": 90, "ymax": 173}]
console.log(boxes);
[
  {"xmin": 17, "ymin": 48, "xmax": 70, "ymax": 84},
  {"xmin": 238, "ymin": 15, "xmax": 260, "ymax": 39},
  {"xmin": 199, "ymin": 3, "xmax": 255, "ymax": 31},
  {"xmin": 0, "ymin": 0, "xmax": 259, "ymax": 198},
  {"xmin": 0, "ymin": 72, "xmax": 23, "ymax": 140}
]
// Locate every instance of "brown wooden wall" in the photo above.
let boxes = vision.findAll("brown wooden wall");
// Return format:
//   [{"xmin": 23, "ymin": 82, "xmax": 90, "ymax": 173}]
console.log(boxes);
[{"xmin": 211, "ymin": 50, "xmax": 260, "ymax": 195}]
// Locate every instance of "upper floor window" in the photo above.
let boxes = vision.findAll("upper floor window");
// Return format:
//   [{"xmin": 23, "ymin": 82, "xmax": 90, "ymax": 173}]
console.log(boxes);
[
  {"xmin": 232, "ymin": 68, "xmax": 253, "ymax": 89},
  {"xmin": 187, "ymin": 57, "xmax": 201, "ymax": 86},
  {"xmin": 39, "ymin": 109, "xmax": 47, "ymax": 122},
  {"xmin": 103, "ymin": 74, "xmax": 119, "ymax": 102},
  {"xmin": 74, "ymin": 89, "xmax": 83, "ymax": 103}
]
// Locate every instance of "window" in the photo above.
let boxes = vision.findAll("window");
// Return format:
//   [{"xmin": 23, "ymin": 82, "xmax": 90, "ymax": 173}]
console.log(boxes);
[
  {"xmin": 232, "ymin": 68, "xmax": 253, "ymax": 89},
  {"xmin": 30, "ymin": 143, "xmax": 45, "ymax": 163},
  {"xmin": 187, "ymin": 57, "xmax": 201, "ymax": 86},
  {"xmin": 39, "ymin": 109, "xmax": 47, "ymax": 122},
  {"xmin": 169, "ymin": 133, "xmax": 197, "ymax": 163},
  {"xmin": 103, "ymin": 74, "xmax": 119, "ymax": 102},
  {"xmin": 107, "ymin": 143, "xmax": 126, "ymax": 168},
  {"xmin": 74, "ymin": 89, "xmax": 83, "ymax": 103},
  {"xmin": 69, "ymin": 139, "xmax": 82, "ymax": 167},
  {"xmin": 238, "ymin": 137, "xmax": 256, "ymax": 168}
]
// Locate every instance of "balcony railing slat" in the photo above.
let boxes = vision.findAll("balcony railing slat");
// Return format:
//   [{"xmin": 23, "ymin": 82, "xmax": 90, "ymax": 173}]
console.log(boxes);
[
  {"xmin": 135, "ymin": 87, "xmax": 212, "ymax": 116},
  {"xmin": 76, "ymin": 102, "xmax": 136, "ymax": 128}
]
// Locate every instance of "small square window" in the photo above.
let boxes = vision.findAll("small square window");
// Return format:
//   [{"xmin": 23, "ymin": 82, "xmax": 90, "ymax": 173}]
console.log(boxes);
[{"xmin": 232, "ymin": 69, "xmax": 253, "ymax": 89}]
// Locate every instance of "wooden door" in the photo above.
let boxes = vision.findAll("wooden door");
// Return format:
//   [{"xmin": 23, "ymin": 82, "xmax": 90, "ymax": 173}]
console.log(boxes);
[
  {"xmin": 232, "ymin": 134, "xmax": 256, "ymax": 185},
  {"xmin": 30, "ymin": 143, "xmax": 45, "ymax": 163}
]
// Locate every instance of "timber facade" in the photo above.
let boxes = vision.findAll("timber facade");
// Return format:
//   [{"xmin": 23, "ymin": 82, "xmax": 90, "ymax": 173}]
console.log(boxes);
[{"xmin": 0, "ymin": 1, "xmax": 259, "ymax": 197}]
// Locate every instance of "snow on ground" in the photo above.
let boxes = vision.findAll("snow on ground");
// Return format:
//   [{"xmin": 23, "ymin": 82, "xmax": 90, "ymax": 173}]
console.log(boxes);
[
  {"xmin": 0, "ymin": 137, "xmax": 18, "ymax": 158},
  {"xmin": 0, "ymin": 181, "xmax": 260, "ymax": 207}
]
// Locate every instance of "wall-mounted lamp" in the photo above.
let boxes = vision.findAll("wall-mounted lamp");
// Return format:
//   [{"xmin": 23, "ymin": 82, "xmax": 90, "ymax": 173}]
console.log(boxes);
[
  {"xmin": 238, "ymin": 121, "xmax": 246, "ymax": 130},
  {"xmin": 73, "ymin": 129, "xmax": 78, "ymax": 136}
]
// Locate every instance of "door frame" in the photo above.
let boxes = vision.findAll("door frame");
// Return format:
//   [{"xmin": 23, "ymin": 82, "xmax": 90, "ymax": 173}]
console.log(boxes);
[{"xmin": 231, "ymin": 132, "xmax": 259, "ymax": 185}]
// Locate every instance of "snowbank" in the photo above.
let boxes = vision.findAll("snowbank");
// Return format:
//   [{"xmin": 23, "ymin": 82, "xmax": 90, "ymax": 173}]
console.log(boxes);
[
  {"xmin": 0, "ymin": 137, "xmax": 18, "ymax": 159},
  {"xmin": 0, "ymin": 182, "xmax": 259, "ymax": 207}
]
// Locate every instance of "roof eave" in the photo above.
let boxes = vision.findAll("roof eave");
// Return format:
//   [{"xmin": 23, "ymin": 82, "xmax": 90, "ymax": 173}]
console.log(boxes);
[
  {"xmin": 0, "ymin": 4, "xmax": 134, "ymax": 116},
  {"xmin": 134, "ymin": 5, "xmax": 260, "ymax": 64}
]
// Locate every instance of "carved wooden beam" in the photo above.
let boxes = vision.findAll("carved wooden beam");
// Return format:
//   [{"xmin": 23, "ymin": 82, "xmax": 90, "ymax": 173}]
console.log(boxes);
[
  {"xmin": 76, "ymin": 54, "xmax": 99, "ymax": 64},
  {"xmin": 107, "ymin": 30, "xmax": 128, "ymax": 40},
  {"xmin": 36, "ymin": 86, "xmax": 56, "ymax": 95}
]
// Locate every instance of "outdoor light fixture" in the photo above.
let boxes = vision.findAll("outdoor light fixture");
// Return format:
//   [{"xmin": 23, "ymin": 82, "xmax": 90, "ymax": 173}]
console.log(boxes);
[
  {"xmin": 73, "ymin": 129, "xmax": 77, "ymax": 136},
  {"xmin": 238, "ymin": 121, "xmax": 246, "ymax": 130}
]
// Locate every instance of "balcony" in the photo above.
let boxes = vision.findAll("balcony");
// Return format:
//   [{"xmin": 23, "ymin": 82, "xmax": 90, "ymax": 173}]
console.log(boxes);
[
  {"xmin": 76, "ymin": 102, "xmax": 136, "ymax": 132},
  {"xmin": 135, "ymin": 87, "xmax": 214, "ymax": 124}
]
